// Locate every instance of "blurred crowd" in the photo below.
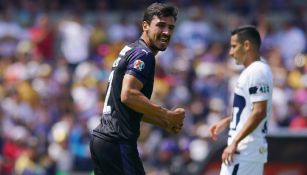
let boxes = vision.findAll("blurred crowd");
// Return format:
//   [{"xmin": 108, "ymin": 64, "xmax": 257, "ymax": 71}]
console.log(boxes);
[{"xmin": 0, "ymin": 0, "xmax": 306, "ymax": 175}]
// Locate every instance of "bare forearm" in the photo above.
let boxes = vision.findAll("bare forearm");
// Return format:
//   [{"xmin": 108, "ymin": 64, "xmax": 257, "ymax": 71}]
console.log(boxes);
[
  {"xmin": 223, "ymin": 116, "xmax": 232, "ymax": 126},
  {"xmin": 142, "ymin": 114, "xmax": 165, "ymax": 128},
  {"xmin": 122, "ymin": 88, "xmax": 168, "ymax": 123},
  {"xmin": 232, "ymin": 111, "xmax": 265, "ymax": 145},
  {"xmin": 219, "ymin": 116, "xmax": 232, "ymax": 132},
  {"xmin": 121, "ymin": 74, "xmax": 184, "ymax": 130}
]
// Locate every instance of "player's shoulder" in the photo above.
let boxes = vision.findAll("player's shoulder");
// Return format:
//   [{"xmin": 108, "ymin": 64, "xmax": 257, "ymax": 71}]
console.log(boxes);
[
  {"xmin": 127, "ymin": 40, "xmax": 154, "ymax": 59},
  {"xmin": 248, "ymin": 58, "xmax": 271, "ymax": 73},
  {"xmin": 244, "ymin": 59, "xmax": 273, "ymax": 84},
  {"xmin": 129, "ymin": 40, "xmax": 152, "ymax": 54}
]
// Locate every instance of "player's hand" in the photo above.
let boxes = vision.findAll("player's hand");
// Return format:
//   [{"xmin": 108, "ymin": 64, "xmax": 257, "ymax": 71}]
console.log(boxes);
[
  {"xmin": 167, "ymin": 108, "xmax": 185, "ymax": 126},
  {"xmin": 209, "ymin": 123, "xmax": 219, "ymax": 141},
  {"xmin": 166, "ymin": 123, "xmax": 183, "ymax": 134},
  {"xmin": 208, "ymin": 118, "xmax": 229, "ymax": 141},
  {"xmin": 222, "ymin": 142, "xmax": 237, "ymax": 166},
  {"xmin": 164, "ymin": 108, "xmax": 185, "ymax": 134}
]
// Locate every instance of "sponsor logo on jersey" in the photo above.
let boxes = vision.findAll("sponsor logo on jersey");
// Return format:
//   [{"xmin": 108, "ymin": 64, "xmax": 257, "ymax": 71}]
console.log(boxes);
[
  {"xmin": 249, "ymin": 84, "xmax": 270, "ymax": 95},
  {"xmin": 249, "ymin": 86, "xmax": 258, "ymax": 94},
  {"xmin": 259, "ymin": 85, "xmax": 270, "ymax": 93},
  {"xmin": 259, "ymin": 146, "xmax": 267, "ymax": 154},
  {"xmin": 133, "ymin": 60, "xmax": 145, "ymax": 71}
]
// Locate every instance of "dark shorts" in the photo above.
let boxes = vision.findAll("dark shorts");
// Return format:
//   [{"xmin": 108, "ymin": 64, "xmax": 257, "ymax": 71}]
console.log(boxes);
[{"xmin": 90, "ymin": 136, "xmax": 145, "ymax": 175}]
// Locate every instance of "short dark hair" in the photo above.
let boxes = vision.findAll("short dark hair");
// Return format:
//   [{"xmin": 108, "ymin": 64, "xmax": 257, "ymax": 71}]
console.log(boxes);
[
  {"xmin": 143, "ymin": 3, "xmax": 178, "ymax": 24},
  {"xmin": 231, "ymin": 25, "xmax": 261, "ymax": 50}
]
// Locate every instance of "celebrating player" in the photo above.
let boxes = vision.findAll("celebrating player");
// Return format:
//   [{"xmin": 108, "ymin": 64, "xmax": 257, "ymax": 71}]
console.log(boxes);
[{"xmin": 90, "ymin": 3, "xmax": 185, "ymax": 175}]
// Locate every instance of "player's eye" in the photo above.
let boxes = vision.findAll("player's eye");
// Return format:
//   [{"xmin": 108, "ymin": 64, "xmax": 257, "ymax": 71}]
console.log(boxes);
[
  {"xmin": 168, "ymin": 25, "xmax": 175, "ymax": 31},
  {"xmin": 156, "ymin": 22, "xmax": 166, "ymax": 28}
]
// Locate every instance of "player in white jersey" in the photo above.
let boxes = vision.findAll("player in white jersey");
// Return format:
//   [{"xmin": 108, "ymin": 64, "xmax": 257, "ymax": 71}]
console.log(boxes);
[{"xmin": 209, "ymin": 25, "xmax": 273, "ymax": 175}]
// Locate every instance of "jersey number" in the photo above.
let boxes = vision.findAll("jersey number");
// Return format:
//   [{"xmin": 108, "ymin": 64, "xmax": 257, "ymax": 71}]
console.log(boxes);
[
  {"xmin": 102, "ymin": 71, "xmax": 114, "ymax": 115},
  {"xmin": 102, "ymin": 46, "xmax": 131, "ymax": 115},
  {"xmin": 230, "ymin": 94, "xmax": 246, "ymax": 130}
]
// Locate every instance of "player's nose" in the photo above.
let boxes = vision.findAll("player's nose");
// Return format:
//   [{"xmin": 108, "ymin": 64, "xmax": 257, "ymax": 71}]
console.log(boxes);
[
  {"xmin": 229, "ymin": 49, "xmax": 234, "ymax": 57},
  {"xmin": 162, "ymin": 27, "xmax": 173, "ymax": 36},
  {"xmin": 162, "ymin": 30, "xmax": 170, "ymax": 37}
]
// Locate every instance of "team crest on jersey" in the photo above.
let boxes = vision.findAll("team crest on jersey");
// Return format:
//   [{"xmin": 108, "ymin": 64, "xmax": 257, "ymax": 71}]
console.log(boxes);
[{"xmin": 133, "ymin": 60, "xmax": 145, "ymax": 71}]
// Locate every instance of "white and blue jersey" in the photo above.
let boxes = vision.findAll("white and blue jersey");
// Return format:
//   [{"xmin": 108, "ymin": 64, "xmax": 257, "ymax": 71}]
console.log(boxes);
[{"xmin": 228, "ymin": 59, "xmax": 273, "ymax": 163}]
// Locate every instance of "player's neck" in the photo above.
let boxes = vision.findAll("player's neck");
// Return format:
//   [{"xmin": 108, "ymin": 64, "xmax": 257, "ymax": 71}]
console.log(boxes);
[
  {"xmin": 244, "ymin": 53, "xmax": 260, "ymax": 67},
  {"xmin": 140, "ymin": 35, "xmax": 158, "ymax": 55}
]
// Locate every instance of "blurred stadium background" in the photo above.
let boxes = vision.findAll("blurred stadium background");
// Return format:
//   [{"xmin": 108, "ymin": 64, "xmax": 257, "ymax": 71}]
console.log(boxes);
[{"xmin": 0, "ymin": 0, "xmax": 306, "ymax": 175}]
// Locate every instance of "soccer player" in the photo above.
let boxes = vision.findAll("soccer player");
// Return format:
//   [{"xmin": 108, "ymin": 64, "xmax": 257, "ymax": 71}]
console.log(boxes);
[
  {"xmin": 90, "ymin": 3, "xmax": 185, "ymax": 175},
  {"xmin": 208, "ymin": 25, "xmax": 273, "ymax": 175}
]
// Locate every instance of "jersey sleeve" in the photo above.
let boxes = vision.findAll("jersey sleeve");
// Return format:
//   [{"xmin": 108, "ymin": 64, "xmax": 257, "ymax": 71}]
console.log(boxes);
[
  {"xmin": 125, "ymin": 48, "xmax": 155, "ymax": 85},
  {"xmin": 247, "ymin": 66, "xmax": 272, "ymax": 103}
]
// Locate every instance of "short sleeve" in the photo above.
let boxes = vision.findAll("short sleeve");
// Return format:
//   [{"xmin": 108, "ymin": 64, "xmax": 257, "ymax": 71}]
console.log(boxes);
[
  {"xmin": 247, "ymin": 67, "xmax": 272, "ymax": 103},
  {"xmin": 125, "ymin": 48, "xmax": 155, "ymax": 85}
]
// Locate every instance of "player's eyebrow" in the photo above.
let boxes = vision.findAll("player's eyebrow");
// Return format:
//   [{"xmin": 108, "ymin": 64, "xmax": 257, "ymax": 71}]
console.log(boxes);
[{"xmin": 156, "ymin": 21, "xmax": 175, "ymax": 30}]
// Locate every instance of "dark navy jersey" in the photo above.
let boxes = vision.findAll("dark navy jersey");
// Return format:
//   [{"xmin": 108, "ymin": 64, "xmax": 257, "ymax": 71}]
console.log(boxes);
[{"xmin": 93, "ymin": 39, "xmax": 155, "ymax": 144}]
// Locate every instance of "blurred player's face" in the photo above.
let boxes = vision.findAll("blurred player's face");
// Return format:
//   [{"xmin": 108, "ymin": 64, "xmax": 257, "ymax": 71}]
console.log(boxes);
[
  {"xmin": 229, "ymin": 34, "xmax": 248, "ymax": 66},
  {"xmin": 143, "ymin": 16, "xmax": 175, "ymax": 52}
]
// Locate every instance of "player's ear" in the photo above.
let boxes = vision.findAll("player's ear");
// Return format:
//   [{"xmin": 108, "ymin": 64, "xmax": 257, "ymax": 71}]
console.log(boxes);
[
  {"xmin": 142, "ymin": 21, "xmax": 150, "ymax": 31},
  {"xmin": 243, "ymin": 40, "xmax": 251, "ymax": 51}
]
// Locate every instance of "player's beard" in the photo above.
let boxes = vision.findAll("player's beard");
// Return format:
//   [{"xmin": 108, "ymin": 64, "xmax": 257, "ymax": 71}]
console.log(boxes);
[
  {"xmin": 147, "ymin": 31, "xmax": 169, "ymax": 52},
  {"xmin": 156, "ymin": 33, "xmax": 170, "ymax": 51}
]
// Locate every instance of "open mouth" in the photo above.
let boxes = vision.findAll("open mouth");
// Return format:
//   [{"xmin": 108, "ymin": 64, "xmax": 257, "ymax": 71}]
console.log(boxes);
[{"xmin": 160, "ymin": 37, "xmax": 169, "ymax": 44}]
